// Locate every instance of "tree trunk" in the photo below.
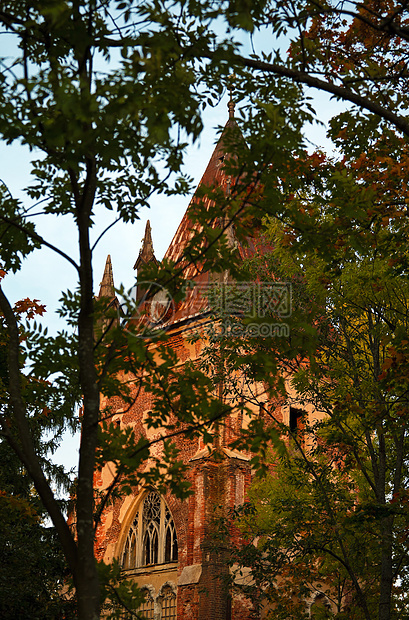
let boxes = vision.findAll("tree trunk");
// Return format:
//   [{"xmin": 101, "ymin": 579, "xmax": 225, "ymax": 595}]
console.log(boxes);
[
  {"xmin": 75, "ymin": 161, "xmax": 100, "ymax": 620},
  {"xmin": 378, "ymin": 517, "xmax": 394, "ymax": 620}
]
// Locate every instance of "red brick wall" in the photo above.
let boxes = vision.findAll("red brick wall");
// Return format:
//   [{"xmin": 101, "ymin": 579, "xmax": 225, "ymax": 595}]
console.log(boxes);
[{"xmin": 94, "ymin": 328, "xmax": 264, "ymax": 620}]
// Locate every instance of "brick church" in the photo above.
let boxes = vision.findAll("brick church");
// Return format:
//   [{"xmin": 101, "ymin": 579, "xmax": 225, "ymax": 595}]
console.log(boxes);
[{"xmin": 94, "ymin": 103, "xmax": 323, "ymax": 620}]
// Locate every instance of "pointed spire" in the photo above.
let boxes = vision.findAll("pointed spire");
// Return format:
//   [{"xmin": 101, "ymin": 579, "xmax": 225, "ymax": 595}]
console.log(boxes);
[
  {"xmin": 228, "ymin": 89, "xmax": 235, "ymax": 119},
  {"xmin": 228, "ymin": 74, "xmax": 236, "ymax": 119},
  {"xmin": 98, "ymin": 254, "xmax": 115, "ymax": 298},
  {"xmin": 133, "ymin": 220, "xmax": 157, "ymax": 271},
  {"xmin": 163, "ymin": 99, "xmax": 244, "ymax": 271}
]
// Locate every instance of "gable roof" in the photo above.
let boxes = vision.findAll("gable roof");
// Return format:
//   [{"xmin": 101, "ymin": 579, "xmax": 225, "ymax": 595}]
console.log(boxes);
[{"xmin": 160, "ymin": 107, "xmax": 249, "ymax": 328}]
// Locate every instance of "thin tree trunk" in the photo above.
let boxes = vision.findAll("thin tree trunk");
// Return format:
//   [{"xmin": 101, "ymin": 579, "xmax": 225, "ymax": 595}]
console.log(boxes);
[
  {"xmin": 75, "ymin": 160, "xmax": 100, "ymax": 620},
  {"xmin": 376, "ymin": 423, "xmax": 393, "ymax": 620},
  {"xmin": 378, "ymin": 516, "xmax": 394, "ymax": 620}
]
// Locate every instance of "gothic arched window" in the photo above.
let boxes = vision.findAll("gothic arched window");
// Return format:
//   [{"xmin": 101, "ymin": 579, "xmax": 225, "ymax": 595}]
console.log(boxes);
[
  {"xmin": 139, "ymin": 588, "xmax": 155, "ymax": 620},
  {"xmin": 159, "ymin": 585, "xmax": 177, "ymax": 620},
  {"xmin": 121, "ymin": 491, "xmax": 178, "ymax": 569}
]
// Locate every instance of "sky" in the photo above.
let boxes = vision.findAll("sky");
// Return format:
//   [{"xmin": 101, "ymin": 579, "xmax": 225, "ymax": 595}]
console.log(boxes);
[
  {"xmin": 0, "ymin": 93, "xmax": 337, "ymax": 335},
  {"xmin": 1, "ymin": 104, "xmax": 229, "ymax": 314}
]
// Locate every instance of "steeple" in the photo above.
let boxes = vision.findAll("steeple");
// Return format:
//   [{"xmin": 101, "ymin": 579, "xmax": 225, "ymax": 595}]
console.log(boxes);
[
  {"xmin": 163, "ymin": 100, "xmax": 242, "ymax": 274},
  {"xmin": 134, "ymin": 220, "xmax": 159, "ymax": 303},
  {"xmin": 98, "ymin": 254, "xmax": 115, "ymax": 298},
  {"xmin": 133, "ymin": 220, "xmax": 158, "ymax": 272}
]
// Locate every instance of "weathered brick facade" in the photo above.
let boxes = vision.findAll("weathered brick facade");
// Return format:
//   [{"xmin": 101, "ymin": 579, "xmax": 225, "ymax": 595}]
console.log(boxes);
[{"xmin": 95, "ymin": 335, "xmax": 259, "ymax": 618}]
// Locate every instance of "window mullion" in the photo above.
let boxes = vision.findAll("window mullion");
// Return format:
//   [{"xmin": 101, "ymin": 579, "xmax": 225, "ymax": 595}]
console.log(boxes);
[
  {"xmin": 137, "ymin": 502, "xmax": 143, "ymax": 567},
  {"xmin": 159, "ymin": 498, "xmax": 165, "ymax": 564}
]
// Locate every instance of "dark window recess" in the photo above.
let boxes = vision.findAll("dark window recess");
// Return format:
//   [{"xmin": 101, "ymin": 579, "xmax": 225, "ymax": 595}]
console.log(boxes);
[{"xmin": 289, "ymin": 407, "xmax": 305, "ymax": 434}]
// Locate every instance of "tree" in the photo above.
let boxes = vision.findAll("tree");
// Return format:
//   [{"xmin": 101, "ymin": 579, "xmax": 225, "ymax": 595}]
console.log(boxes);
[
  {"xmin": 0, "ymin": 2, "xmax": 238, "ymax": 619},
  {"xmin": 0, "ymin": 294, "xmax": 75, "ymax": 618},
  {"xmin": 179, "ymin": 5, "xmax": 409, "ymax": 617},
  {"xmin": 149, "ymin": 0, "xmax": 409, "ymax": 271},
  {"xmin": 202, "ymin": 193, "xmax": 409, "ymax": 620},
  {"xmin": 0, "ymin": 439, "xmax": 76, "ymax": 620}
]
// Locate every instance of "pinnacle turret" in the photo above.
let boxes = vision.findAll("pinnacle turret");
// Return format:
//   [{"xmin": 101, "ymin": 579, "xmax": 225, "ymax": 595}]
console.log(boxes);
[
  {"xmin": 98, "ymin": 254, "xmax": 115, "ymax": 298},
  {"xmin": 134, "ymin": 220, "xmax": 158, "ymax": 271}
]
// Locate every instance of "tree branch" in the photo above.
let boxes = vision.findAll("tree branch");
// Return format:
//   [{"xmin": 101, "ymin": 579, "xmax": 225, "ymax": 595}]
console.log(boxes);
[
  {"xmin": 231, "ymin": 54, "xmax": 409, "ymax": 137},
  {"xmin": 0, "ymin": 284, "xmax": 78, "ymax": 573}
]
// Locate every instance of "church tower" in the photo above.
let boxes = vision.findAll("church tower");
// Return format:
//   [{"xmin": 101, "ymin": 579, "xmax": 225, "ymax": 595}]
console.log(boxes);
[{"xmin": 95, "ymin": 103, "xmax": 260, "ymax": 620}]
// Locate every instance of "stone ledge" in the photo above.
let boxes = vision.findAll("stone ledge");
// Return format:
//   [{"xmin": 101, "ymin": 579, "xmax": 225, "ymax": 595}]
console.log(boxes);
[
  {"xmin": 178, "ymin": 564, "xmax": 202, "ymax": 585},
  {"xmin": 189, "ymin": 447, "xmax": 250, "ymax": 462}
]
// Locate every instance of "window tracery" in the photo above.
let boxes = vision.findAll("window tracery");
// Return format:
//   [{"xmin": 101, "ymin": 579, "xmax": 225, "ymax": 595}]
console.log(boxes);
[
  {"xmin": 164, "ymin": 506, "xmax": 178, "ymax": 563},
  {"xmin": 121, "ymin": 490, "xmax": 178, "ymax": 569},
  {"xmin": 122, "ymin": 518, "xmax": 138, "ymax": 570},
  {"xmin": 142, "ymin": 491, "xmax": 161, "ymax": 565}
]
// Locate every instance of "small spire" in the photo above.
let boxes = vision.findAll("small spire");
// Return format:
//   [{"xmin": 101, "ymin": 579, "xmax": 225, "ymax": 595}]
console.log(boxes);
[
  {"xmin": 98, "ymin": 254, "xmax": 115, "ymax": 298},
  {"xmin": 134, "ymin": 220, "xmax": 157, "ymax": 271},
  {"xmin": 228, "ymin": 75, "xmax": 235, "ymax": 119}
]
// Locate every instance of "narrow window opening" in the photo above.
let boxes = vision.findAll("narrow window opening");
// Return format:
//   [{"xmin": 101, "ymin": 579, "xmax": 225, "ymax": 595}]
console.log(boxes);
[
  {"xmin": 143, "ymin": 525, "xmax": 159, "ymax": 565},
  {"xmin": 289, "ymin": 407, "xmax": 304, "ymax": 434},
  {"xmin": 160, "ymin": 585, "xmax": 177, "ymax": 620},
  {"xmin": 164, "ymin": 507, "xmax": 178, "ymax": 563},
  {"xmin": 139, "ymin": 588, "xmax": 155, "ymax": 620},
  {"xmin": 165, "ymin": 527, "xmax": 172, "ymax": 562}
]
